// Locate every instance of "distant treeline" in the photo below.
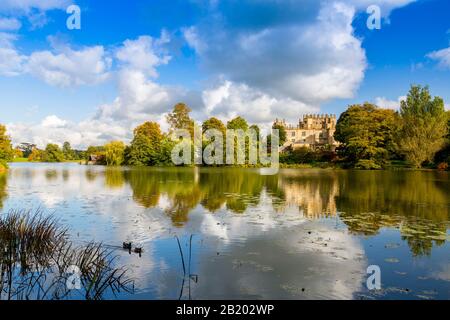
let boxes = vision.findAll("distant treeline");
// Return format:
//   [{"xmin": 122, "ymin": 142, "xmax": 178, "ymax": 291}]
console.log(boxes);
[{"xmin": 0, "ymin": 85, "xmax": 449, "ymax": 171}]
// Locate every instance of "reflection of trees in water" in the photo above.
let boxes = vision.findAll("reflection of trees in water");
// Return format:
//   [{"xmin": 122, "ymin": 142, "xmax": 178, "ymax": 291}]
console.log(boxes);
[
  {"xmin": 105, "ymin": 167, "xmax": 449, "ymax": 255},
  {"xmin": 104, "ymin": 168, "xmax": 125, "ymax": 189},
  {"xmin": 45, "ymin": 169, "xmax": 58, "ymax": 181},
  {"xmin": 0, "ymin": 173, "xmax": 6, "ymax": 209},
  {"xmin": 85, "ymin": 168, "xmax": 100, "ymax": 182},
  {"xmin": 62, "ymin": 169, "xmax": 70, "ymax": 181},
  {"xmin": 336, "ymin": 171, "xmax": 450, "ymax": 256}
]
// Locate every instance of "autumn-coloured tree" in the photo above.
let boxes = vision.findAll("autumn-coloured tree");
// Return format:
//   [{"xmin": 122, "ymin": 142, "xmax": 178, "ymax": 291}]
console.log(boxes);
[
  {"xmin": 0, "ymin": 125, "xmax": 13, "ymax": 166},
  {"xmin": 166, "ymin": 103, "xmax": 195, "ymax": 137},
  {"xmin": 105, "ymin": 141, "xmax": 126, "ymax": 166}
]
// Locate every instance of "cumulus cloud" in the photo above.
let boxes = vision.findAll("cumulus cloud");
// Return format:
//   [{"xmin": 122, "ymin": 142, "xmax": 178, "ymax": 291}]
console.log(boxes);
[
  {"xmin": 374, "ymin": 96, "xmax": 406, "ymax": 110},
  {"xmin": 0, "ymin": 35, "xmax": 112, "ymax": 87},
  {"xmin": 26, "ymin": 45, "xmax": 112, "ymax": 87},
  {"xmin": 185, "ymin": 1, "xmax": 366, "ymax": 112},
  {"xmin": 203, "ymin": 80, "xmax": 318, "ymax": 126},
  {"xmin": 0, "ymin": 32, "xmax": 26, "ymax": 76},
  {"xmin": 8, "ymin": 34, "xmax": 200, "ymax": 148},
  {"xmin": 115, "ymin": 33, "xmax": 171, "ymax": 77},
  {"xmin": 0, "ymin": 0, "xmax": 71, "ymax": 29},
  {"xmin": 427, "ymin": 47, "xmax": 450, "ymax": 69}
]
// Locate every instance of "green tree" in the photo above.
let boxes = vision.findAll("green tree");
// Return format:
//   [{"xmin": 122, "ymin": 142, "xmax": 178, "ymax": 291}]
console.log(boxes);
[
  {"xmin": 202, "ymin": 117, "xmax": 226, "ymax": 134},
  {"xmin": 0, "ymin": 125, "xmax": 13, "ymax": 169},
  {"xmin": 335, "ymin": 103, "xmax": 397, "ymax": 169},
  {"xmin": 62, "ymin": 141, "xmax": 74, "ymax": 160},
  {"xmin": 43, "ymin": 144, "xmax": 65, "ymax": 162},
  {"xmin": 395, "ymin": 85, "xmax": 447, "ymax": 168},
  {"xmin": 105, "ymin": 141, "xmax": 126, "ymax": 166},
  {"xmin": 226, "ymin": 116, "xmax": 249, "ymax": 131},
  {"xmin": 272, "ymin": 123, "xmax": 287, "ymax": 146},
  {"xmin": 158, "ymin": 137, "xmax": 177, "ymax": 165},
  {"xmin": 125, "ymin": 122, "xmax": 164, "ymax": 166}
]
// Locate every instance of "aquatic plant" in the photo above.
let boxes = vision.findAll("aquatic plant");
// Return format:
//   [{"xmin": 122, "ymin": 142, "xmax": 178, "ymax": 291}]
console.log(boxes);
[{"xmin": 0, "ymin": 209, "xmax": 134, "ymax": 300}]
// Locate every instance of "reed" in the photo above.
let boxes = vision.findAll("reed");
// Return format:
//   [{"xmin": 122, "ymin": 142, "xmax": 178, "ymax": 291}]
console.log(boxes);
[{"xmin": 0, "ymin": 209, "xmax": 134, "ymax": 300}]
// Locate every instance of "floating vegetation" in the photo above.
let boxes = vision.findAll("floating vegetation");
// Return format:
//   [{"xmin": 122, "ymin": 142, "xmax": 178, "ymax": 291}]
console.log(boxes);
[
  {"xmin": 0, "ymin": 209, "xmax": 134, "ymax": 300},
  {"xmin": 339, "ymin": 212, "xmax": 449, "ymax": 256}
]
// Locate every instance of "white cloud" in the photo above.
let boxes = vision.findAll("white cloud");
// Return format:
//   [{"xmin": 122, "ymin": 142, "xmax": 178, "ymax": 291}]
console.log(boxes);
[
  {"xmin": 427, "ymin": 47, "xmax": 450, "ymax": 69},
  {"xmin": 7, "ymin": 34, "xmax": 197, "ymax": 148},
  {"xmin": 203, "ymin": 80, "xmax": 318, "ymax": 128},
  {"xmin": 0, "ymin": 32, "xmax": 26, "ymax": 76},
  {"xmin": 26, "ymin": 45, "xmax": 112, "ymax": 87},
  {"xmin": 41, "ymin": 115, "xmax": 67, "ymax": 128},
  {"xmin": 374, "ymin": 95, "xmax": 406, "ymax": 110},
  {"xmin": 115, "ymin": 33, "xmax": 171, "ymax": 78},
  {"xmin": 0, "ymin": 35, "xmax": 112, "ymax": 87},
  {"xmin": 186, "ymin": 2, "xmax": 367, "ymax": 109},
  {"xmin": 0, "ymin": 17, "xmax": 21, "ymax": 30},
  {"xmin": 0, "ymin": 0, "xmax": 71, "ymax": 29}
]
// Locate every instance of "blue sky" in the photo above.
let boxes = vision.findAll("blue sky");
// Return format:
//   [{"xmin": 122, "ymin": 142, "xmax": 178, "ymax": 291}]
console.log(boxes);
[{"xmin": 0, "ymin": 0, "xmax": 449, "ymax": 148}]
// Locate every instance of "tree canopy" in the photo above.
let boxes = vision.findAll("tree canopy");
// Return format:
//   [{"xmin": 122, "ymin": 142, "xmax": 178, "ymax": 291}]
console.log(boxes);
[
  {"xmin": 105, "ymin": 141, "xmax": 126, "ymax": 166},
  {"xmin": 43, "ymin": 144, "xmax": 65, "ymax": 163},
  {"xmin": 0, "ymin": 125, "xmax": 13, "ymax": 164},
  {"xmin": 395, "ymin": 85, "xmax": 447, "ymax": 168},
  {"xmin": 335, "ymin": 103, "xmax": 397, "ymax": 169}
]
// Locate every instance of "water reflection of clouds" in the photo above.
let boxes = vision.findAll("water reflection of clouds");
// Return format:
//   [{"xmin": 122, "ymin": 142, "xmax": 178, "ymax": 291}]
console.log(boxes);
[{"xmin": 3, "ymin": 164, "xmax": 449, "ymax": 299}]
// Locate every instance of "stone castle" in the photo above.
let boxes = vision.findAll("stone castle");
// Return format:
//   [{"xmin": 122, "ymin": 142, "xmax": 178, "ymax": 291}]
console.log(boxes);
[{"xmin": 274, "ymin": 114, "xmax": 339, "ymax": 151}]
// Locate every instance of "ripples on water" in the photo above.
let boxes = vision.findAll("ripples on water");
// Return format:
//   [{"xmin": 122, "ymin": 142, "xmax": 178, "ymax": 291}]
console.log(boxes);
[{"xmin": 1, "ymin": 163, "xmax": 449, "ymax": 300}]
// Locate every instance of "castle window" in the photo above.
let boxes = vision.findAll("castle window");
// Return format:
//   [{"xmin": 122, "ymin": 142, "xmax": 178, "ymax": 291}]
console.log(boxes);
[
  {"xmin": 302, "ymin": 132, "xmax": 306, "ymax": 136},
  {"xmin": 291, "ymin": 132, "xmax": 295, "ymax": 137}
]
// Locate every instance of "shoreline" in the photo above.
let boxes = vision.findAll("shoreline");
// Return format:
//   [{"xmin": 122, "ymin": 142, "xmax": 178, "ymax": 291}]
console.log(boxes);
[{"xmin": 6, "ymin": 161, "xmax": 449, "ymax": 172}]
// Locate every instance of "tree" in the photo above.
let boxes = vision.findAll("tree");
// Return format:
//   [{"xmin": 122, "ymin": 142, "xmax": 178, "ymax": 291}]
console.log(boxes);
[
  {"xmin": 166, "ymin": 103, "xmax": 195, "ymax": 136},
  {"xmin": 202, "ymin": 117, "xmax": 227, "ymax": 166},
  {"xmin": 125, "ymin": 122, "xmax": 164, "ymax": 166},
  {"xmin": 202, "ymin": 117, "xmax": 226, "ymax": 134},
  {"xmin": 272, "ymin": 123, "xmax": 287, "ymax": 146},
  {"xmin": 43, "ymin": 144, "xmax": 65, "ymax": 162},
  {"xmin": 395, "ymin": 85, "xmax": 447, "ymax": 168},
  {"xmin": 226, "ymin": 116, "xmax": 249, "ymax": 131},
  {"xmin": 28, "ymin": 148, "xmax": 44, "ymax": 162},
  {"xmin": 335, "ymin": 103, "xmax": 397, "ymax": 169},
  {"xmin": 105, "ymin": 141, "xmax": 126, "ymax": 166},
  {"xmin": 13, "ymin": 148, "xmax": 23, "ymax": 159},
  {"xmin": 0, "ymin": 125, "xmax": 13, "ymax": 164},
  {"xmin": 62, "ymin": 141, "xmax": 74, "ymax": 160}
]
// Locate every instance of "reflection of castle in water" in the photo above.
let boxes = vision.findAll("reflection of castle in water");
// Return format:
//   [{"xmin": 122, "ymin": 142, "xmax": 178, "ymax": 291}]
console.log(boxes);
[{"xmin": 277, "ymin": 171, "xmax": 339, "ymax": 218}]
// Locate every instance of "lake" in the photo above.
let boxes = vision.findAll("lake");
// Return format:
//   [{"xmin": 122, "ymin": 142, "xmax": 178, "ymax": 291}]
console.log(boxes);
[{"xmin": 1, "ymin": 163, "xmax": 449, "ymax": 300}]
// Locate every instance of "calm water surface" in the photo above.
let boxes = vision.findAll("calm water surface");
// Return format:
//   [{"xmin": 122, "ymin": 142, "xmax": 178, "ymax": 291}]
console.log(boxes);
[{"xmin": 1, "ymin": 163, "xmax": 449, "ymax": 300}]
